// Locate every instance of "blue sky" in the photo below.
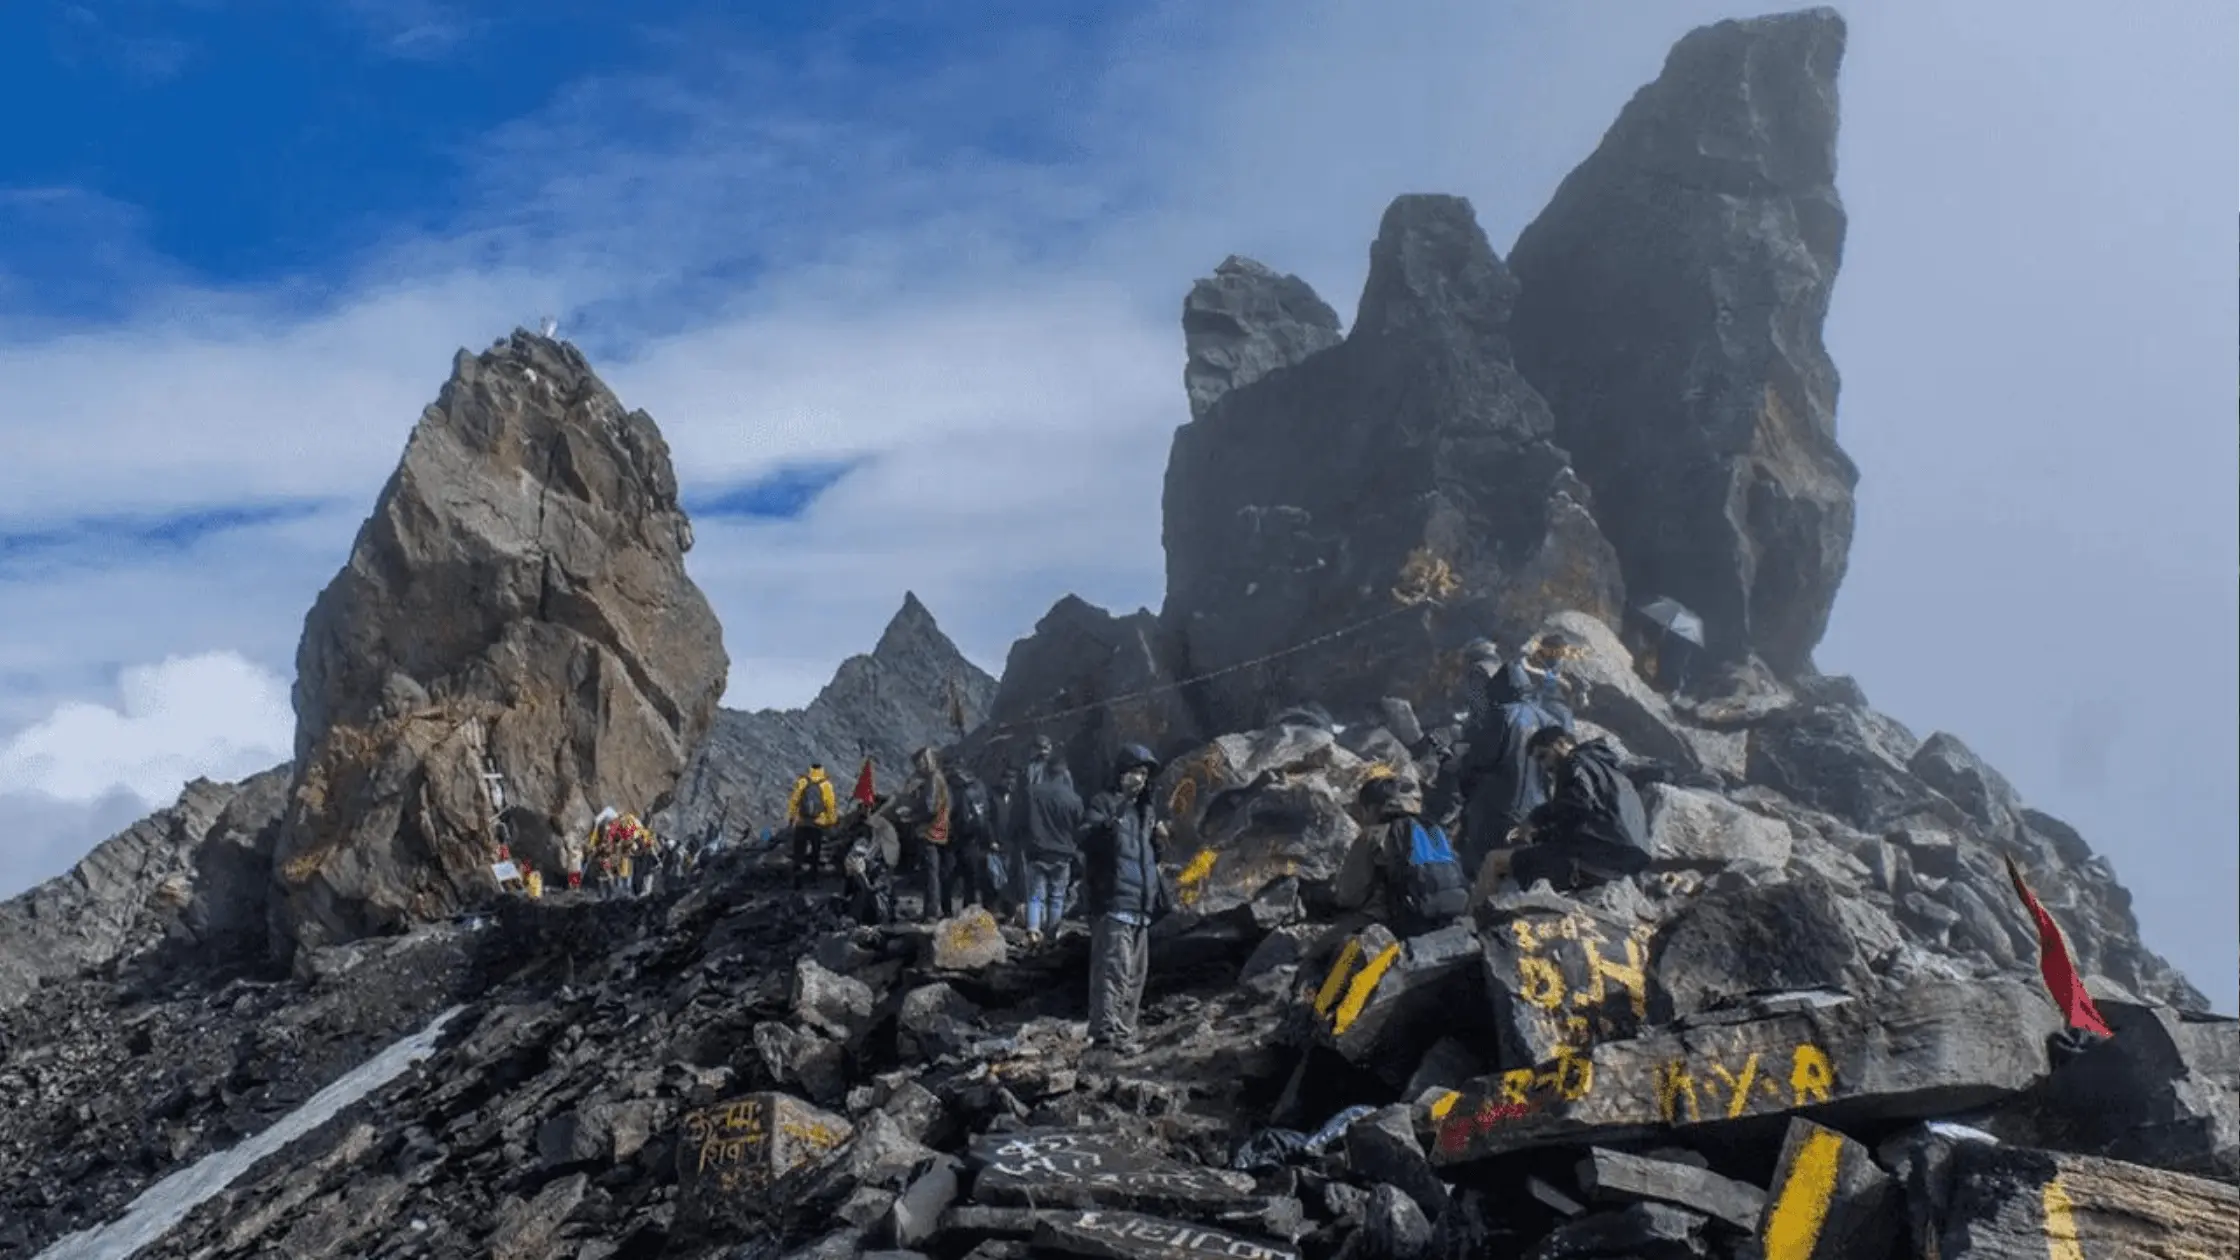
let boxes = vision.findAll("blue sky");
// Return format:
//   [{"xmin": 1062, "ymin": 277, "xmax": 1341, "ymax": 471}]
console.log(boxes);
[{"xmin": 0, "ymin": 0, "xmax": 2232, "ymax": 1005}]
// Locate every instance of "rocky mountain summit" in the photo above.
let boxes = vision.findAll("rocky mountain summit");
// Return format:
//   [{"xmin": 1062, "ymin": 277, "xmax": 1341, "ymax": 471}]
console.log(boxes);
[
  {"xmin": 278, "ymin": 332, "xmax": 730, "ymax": 953},
  {"xmin": 0, "ymin": 7, "xmax": 2232, "ymax": 1260}
]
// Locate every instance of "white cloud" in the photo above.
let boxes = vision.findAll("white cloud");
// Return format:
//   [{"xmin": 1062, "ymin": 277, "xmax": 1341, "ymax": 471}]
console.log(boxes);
[
  {"xmin": 0, "ymin": 651, "xmax": 292, "ymax": 807},
  {"xmin": 0, "ymin": 0, "xmax": 2232, "ymax": 1003}
]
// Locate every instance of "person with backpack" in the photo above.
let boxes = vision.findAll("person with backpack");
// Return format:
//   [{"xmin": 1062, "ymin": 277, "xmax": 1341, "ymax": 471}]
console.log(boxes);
[
  {"xmin": 1336, "ymin": 766, "xmax": 1470, "ymax": 937},
  {"xmin": 787, "ymin": 763, "xmax": 839, "ymax": 883},
  {"xmin": 1510, "ymin": 727, "xmax": 1651, "ymax": 891},
  {"xmin": 944, "ymin": 764, "xmax": 996, "ymax": 911},
  {"xmin": 1078, "ymin": 744, "xmax": 1170, "ymax": 1055}
]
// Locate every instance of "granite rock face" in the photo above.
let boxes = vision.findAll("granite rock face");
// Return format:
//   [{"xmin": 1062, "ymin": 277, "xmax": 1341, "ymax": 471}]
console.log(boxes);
[
  {"xmin": 659, "ymin": 592, "xmax": 995, "ymax": 844},
  {"xmin": 1509, "ymin": 7, "xmax": 1856, "ymax": 677},
  {"xmin": 275, "ymin": 331, "xmax": 727, "ymax": 952},
  {"xmin": 1160, "ymin": 195, "xmax": 1624, "ymax": 738},
  {"xmin": 1182, "ymin": 256, "xmax": 1344, "ymax": 421}
]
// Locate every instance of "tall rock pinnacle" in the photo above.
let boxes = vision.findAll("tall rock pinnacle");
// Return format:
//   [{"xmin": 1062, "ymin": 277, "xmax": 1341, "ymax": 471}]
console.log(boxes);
[
  {"xmin": 1160, "ymin": 195, "xmax": 1624, "ymax": 734},
  {"xmin": 273, "ymin": 331, "xmax": 728, "ymax": 952},
  {"xmin": 1509, "ymin": 7, "xmax": 1855, "ymax": 677}
]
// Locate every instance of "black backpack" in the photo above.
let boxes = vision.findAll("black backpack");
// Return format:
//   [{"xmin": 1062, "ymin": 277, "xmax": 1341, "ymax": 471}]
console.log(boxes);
[
  {"xmin": 1392, "ymin": 818, "xmax": 1469, "ymax": 925},
  {"xmin": 949, "ymin": 773, "xmax": 991, "ymax": 838}
]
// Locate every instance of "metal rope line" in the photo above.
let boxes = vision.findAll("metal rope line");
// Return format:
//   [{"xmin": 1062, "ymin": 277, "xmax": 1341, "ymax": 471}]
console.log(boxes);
[{"xmin": 978, "ymin": 584, "xmax": 1496, "ymax": 737}]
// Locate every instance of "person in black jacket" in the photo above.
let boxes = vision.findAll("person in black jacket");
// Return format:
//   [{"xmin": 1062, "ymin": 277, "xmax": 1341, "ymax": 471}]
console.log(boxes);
[
  {"xmin": 1452, "ymin": 659, "xmax": 1570, "ymax": 873},
  {"xmin": 1015, "ymin": 738, "xmax": 1084, "ymax": 945},
  {"xmin": 1511, "ymin": 727, "xmax": 1651, "ymax": 891},
  {"xmin": 1079, "ymin": 744, "xmax": 1169, "ymax": 1054}
]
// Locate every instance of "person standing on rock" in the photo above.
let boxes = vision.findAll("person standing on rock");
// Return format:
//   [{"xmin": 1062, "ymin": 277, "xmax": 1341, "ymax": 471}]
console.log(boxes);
[
  {"xmin": 1079, "ymin": 743, "xmax": 1170, "ymax": 1055},
  {"xmin": 1509, "ymin": 727, "xmax": 1651, "ymax": 891},
  {"xmin": 787, "ymin": 763, "xmax": 839, "ymax": 884},
  {"xmin": 1337, "ymin": 767, "xmax": 1470, "ymax": 938},
  {"xmin": 944, "ymin": 764, "xmax": 996, "ymax": 911},
  {"xmin": 897, "ymin": 746, "xmax": 956, "ymax": 919},
  {"xmin": 1017, "ymin": 737, "xmax": 1083, "ymax": 946}
]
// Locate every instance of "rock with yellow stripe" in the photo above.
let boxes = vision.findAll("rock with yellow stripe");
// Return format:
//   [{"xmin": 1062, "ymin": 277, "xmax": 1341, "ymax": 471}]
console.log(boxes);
[
  {"xmin": 1919, "ymin": 1141, "xmax": 2238, "ymax": 1260},
  {"xmin": 1756, "ymin": 1118, "xmax": 1897, "ymax": 1260},
  {"xmin": 1309, "ymin": 921, "xmax": 1484, "ymax": 1074},
  {"xmin": 1429, "ymin": 978, "xmax": 2061, "ymax": 1164},
  {"xmin": 1159, "ymin": 728, "xmax": 1371, "ymax": 920}
]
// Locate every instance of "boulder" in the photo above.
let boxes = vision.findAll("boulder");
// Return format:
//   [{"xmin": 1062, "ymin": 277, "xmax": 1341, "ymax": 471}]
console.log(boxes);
[
  {"xmin": 1928, "ymin": 1144, "xmax": 2238, "ymax": 1260},
  {"xmin": 676, "ymin": 1092, "xmax": 853, "ymax": 1221},
  {"xmin": 1532, "ymin": 612, "xmax": 1700, "ymax": 769},
  {"xmin": 1182, "ymin": 256, "xmax": 1345, "ymax": 421},
  {"xmin": 1479, "ymin": 893, "xmax": 1664, "ymax": 1064},
  {"xmin": 1746, "ymin": 703, "xmax": 1940, "ymax": 833},
  {"xmin": 1161, "ymin": 727, "xmax": 1366, "ymax": 915},
  {"xmin": 897, "ymin": 983, "xmax": 981, "ymax": 1061},
  {"xmin": 1509, "ymin": 7, "xmax": 1855, "ymax": 677},
  {"xmin": 2013, "ymin": 1002, "xmax": 2240, "ymax": 1180},
  {"xmin": 276, "ymin": 331, "xmax": 727, "ymax": 951},
  {"xmin": 1034, "ymin": 1209, "xmax": 1301, "ymax": 1260},
  {"xmin": 1524, "ymin": 1203, "xmax": 1707, "ymax": 1260},
  {"xmin": 794, "ymin": 957, "xmax": 877, "ymax": 1041},
  {"xmin": 1431, "ymin": 979, "xmax": 2061, "ymax": 1163},
  {"xmin": 1312, "ymin": 923, "xmax": 1483, "ymax": 1076},
  {"xmin": 1755, "ymin": 1118, "xmax": 1897, "ymax": 1260},
  {"xmin": 1160, "ymin": 195, "xmax": 1624, "ymax": 737},
  {"xmin": 662, "ymin": 593, "xmax": 995, "ymax": 847},
  {"xmin": 1906, "ymin": 732, "xmax": 2023, "ymax": 838},
  {"xmin": 1650, "ymin": 876, "xmax": 1874, "ymax": 1017},
  {"xmin": 967, "ymin": 1129, "xmax": 1259, "ymax": 1216},
  {"xmin": 923, "ymin": 908, "xmax": 1008, "ymax": 972},
  {"xmin": 1577, "ymin": 1148, "xmax": 1765, "ymax": 1233},
  {"xmin": 1643, "ymin": 785, "xmax": 1793, "ymax": 869}
]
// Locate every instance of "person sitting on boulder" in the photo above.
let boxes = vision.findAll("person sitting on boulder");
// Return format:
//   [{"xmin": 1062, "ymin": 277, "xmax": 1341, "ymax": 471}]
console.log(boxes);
[
  {"xmin": 1509, "ymin": 727, "xmax": 1651, "ymax": 891},
  {"xmin": 841, "ymin": 795, "xmax": 902, "ymax": 926},
  {"xmin": 787, "ymin": 762, "xmax": 839, "ymax": 884},
  {"xmin": 1016, "ymin": 736, "xmax": 1083, "ymax": 946},
  {"xmin": 1336, "ymin": 766, "xmax": 1471, "ymax": 938},
  {"xmin": 1079, "ymin": 744, "xmax": 1170, "ymax": 1056}
]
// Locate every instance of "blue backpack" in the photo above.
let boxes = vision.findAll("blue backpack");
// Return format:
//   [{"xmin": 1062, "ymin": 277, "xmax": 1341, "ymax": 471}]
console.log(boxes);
[{"xmin": 1395, "ymin": 819, "xmax": 1470, "ymax": 924}]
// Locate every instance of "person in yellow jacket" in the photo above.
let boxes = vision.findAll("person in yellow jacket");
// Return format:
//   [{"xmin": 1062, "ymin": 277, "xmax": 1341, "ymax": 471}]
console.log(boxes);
[{"xmin": 788, "ymin": 763, "xmax": 839, "ymax": 882}]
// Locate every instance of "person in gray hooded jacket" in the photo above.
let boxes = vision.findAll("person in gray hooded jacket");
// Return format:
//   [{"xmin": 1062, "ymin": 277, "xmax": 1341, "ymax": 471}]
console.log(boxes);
[{"xmin": 1078, "ymin": 744, "xmax": 1170, "ymax": 1054}]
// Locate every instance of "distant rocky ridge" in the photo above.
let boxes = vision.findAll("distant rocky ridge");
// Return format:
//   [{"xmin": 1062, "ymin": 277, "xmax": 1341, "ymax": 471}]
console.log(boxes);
[{"xmin": 656, "ymin": 592, "xmax": 997, "ymax": 844}]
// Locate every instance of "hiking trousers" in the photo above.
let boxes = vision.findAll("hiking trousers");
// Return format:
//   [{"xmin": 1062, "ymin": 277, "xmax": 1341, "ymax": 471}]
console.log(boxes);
[
  {"xmin": 922, "ymin": 843, "xmax": 957, "ymax": 918},
  {"xmin": 1087, "ymin": 913, "xmax": 1150, "ymax": 1048},
  {"xmin": 791, "ymin": 823, "xmax": 827, "ymax": 874}
]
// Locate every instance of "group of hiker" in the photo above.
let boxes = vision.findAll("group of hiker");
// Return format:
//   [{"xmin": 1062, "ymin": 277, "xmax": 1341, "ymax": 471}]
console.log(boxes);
[
  {"xmin": 1336, "ymin": 631, "xmax": 1651, "ymax": 936},
  {"xmin": 563, "ymin": 806, "xmax": 697, "ymax": 901},
  {"xmin": 782, "ymin": 737, "xmax": 1170, "ymax": 1056}
]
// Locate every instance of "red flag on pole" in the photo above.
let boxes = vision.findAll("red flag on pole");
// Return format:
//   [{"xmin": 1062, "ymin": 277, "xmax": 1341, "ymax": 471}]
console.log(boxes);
[
  {"xmin": 852, "ymin": 758, "xmax": 877, "ymax": 807},
  {"xmin": 2004, "ymin": 853, "xmax": 2114, "ymax": 1038}
]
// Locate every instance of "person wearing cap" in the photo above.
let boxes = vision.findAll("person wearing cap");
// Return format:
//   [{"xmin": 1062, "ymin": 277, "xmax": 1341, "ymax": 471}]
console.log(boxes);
[
  {"xmin": 1336, "ymin": 765, "xmax": 1470, "ymax": 938},
  {"xmin": 1078, "ymin": 743, "xmax": 1170, "ymax": 1055},
  {"xmin": 1508, "ymin": 726, "xmax": 1651, "ymax": 891}
]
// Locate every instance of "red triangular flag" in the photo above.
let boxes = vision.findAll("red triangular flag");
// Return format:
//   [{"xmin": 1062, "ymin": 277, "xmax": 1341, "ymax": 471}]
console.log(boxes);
[
  {"xmin": 2004, "ymin": 853, "xmax": 2114, "ymax": 1038},
  {"xmin": 852, "ymin": 758, "xmax": 876, "ymax": 807}
]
